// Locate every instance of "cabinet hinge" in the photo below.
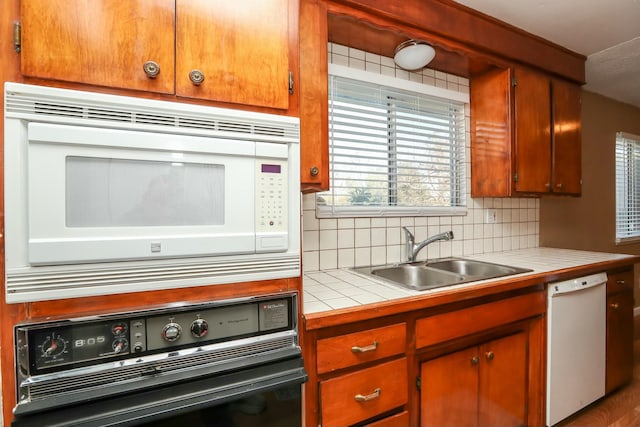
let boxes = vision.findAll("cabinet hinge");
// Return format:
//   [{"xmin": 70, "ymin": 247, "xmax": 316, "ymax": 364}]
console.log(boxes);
[
  {"xmin": 416, "ymin": 375, "xmax": 421, "ymax": 390},
  {"xmin": 13, "ymin": 21, "xmax": 21, "ymax": 53},
  {"xmin": 511, "ymin": 76, "xmax": 517, "ymax": 87},
  {"xmin": 513, "ymin": 172, "xmax": 519, "ymax": 183},
  {"xmin": 288, "ymin": 71, "xmax": 294, "ymax": 95}
]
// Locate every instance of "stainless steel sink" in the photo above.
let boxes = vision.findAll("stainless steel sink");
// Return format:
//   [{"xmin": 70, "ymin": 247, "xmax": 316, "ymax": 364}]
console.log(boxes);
[
  {"xmin": 352, "ymin": 258, "xmax": 532, "ymax": 291},
  {"xmin": 425, "ymin": 258, "xmax": 531, "ymax": 278}
]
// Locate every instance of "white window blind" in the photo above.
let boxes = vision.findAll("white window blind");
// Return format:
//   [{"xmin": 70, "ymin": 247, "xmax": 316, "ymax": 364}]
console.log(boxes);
[
  {"xmin": 317, "ymin": 73, "xmax": 466, "ymax": 217},
  {"xmin": 615, "ymin": 131, "xmax": 640, "ymax": 243}
]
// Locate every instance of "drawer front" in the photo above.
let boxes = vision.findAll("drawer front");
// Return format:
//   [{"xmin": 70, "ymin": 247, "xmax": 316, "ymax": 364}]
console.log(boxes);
[
  {"xmin": 317, "ymin": 323, "xmax": 406, "ymax": 374},
  {"xmin": 607, "ymin": 269, "xmax": 634, "ymax": 295},
  {"xmin": 364, "ymin": 410, "xmax": 410, "ymax": 427},
  {"xmin": 416, "ymin": 291, "xmax": 545, "ymax": 349},
  {"xmin": 320, "ymin": 358, "xmax": 407, "ymax": 427}
]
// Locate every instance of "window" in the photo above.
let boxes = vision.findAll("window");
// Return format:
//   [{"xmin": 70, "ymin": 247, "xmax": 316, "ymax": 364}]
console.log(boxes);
[
  {"xmin": 317, "ymin": 65, "xmax": 467, "ymax": 217},
  {"xmin": 615, "ymin": 131, "xmax": 640, "ymax": 243}
]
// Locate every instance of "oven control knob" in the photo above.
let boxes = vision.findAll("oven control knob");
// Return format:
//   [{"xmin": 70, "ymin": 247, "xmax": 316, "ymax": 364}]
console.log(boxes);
[
  {"xmin": 161, "ymin": 321, "xmax": 182, "ymax": 342},
  {"xmin": 190, "ymin": 318, "xmax": 209, "ymax": 338}
]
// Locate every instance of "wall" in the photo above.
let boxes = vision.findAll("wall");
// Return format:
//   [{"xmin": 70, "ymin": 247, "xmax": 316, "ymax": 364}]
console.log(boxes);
[
  {"xmin": 540, "ymin": 90, "xmax": 640, "ymax": 303},
  {"xmin": 302, "ymin": 44, "xmax": 540, "ymax": 272}
]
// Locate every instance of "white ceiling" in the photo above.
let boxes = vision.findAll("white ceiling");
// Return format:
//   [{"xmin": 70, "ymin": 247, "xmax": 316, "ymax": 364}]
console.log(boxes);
[{"xmin": 452, "ymin": 0, "xmax": 640, "ymax": 108}]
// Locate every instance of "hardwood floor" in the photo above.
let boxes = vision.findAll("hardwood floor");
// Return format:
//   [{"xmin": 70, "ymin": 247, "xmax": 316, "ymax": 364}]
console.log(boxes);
[{"xmin": 556, "ymin": 316, "xmax": 640, "ymax": 427}]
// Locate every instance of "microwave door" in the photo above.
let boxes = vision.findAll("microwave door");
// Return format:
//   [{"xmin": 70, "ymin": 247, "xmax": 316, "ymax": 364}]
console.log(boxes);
[{"xmin": 26, "ymin": 124, "xmax": 257, "ymax": 265}]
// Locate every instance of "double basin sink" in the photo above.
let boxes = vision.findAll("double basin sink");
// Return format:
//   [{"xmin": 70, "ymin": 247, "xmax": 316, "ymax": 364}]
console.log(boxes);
[{"xmin": 353, "ymin": 258, "xmax": 532, "ymax": 291}]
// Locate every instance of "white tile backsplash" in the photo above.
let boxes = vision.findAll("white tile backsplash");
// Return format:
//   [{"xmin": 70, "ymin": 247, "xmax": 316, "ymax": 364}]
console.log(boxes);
[{"xmin": 302, "ymin": 44, "xmax": 539, "ymax": 272}]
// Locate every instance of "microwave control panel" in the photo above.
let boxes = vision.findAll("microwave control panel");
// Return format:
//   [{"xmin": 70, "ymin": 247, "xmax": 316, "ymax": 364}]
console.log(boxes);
[{"xmin": 256, "ymin": 160, "xmax": 288, "ymax": 236}]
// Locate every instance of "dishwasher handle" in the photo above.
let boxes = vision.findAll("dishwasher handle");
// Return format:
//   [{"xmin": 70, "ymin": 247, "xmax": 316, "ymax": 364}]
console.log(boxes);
[{"xmin": 548, "ymin": 272, "xmax": 608, "ymax": 297}]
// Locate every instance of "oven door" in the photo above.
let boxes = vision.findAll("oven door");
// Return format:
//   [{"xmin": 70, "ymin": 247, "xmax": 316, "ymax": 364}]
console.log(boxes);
[{"xmin": 11, "ymin": 356, "xmax": 307, "ymax": 427}]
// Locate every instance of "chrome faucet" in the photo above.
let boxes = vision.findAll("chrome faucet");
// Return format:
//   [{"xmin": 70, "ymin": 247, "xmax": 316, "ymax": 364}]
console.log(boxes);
[{"xmin": 402, "ymin": 227, "xmax": 454, "ymax": 262}]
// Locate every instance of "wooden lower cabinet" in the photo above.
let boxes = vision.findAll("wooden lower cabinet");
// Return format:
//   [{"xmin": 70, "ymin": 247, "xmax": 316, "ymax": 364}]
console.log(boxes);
[
  {"xmin": 320, "ymin": 358, "xmax": 408, "ymax": 426},
  {"xmin": 420, "ymin": 332, "xmax": 527, "ymax": 427},
  {"xmin": 605, "ymin": 268, "xmax": 635, "ymax": 393}
]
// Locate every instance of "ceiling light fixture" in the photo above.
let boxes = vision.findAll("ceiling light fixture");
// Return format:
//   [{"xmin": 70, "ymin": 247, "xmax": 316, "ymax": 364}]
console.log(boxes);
[{"xmin": 393, "ymin": 40, "xmax": 436, "ymax": 71}]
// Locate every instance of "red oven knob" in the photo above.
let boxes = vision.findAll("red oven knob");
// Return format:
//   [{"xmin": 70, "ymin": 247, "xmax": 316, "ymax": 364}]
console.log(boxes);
[
  {"xmin": 161, "ymin": 321, "xmax": 182, "ymax": 342},
  {"xmin": 190, "ymin": 318, "xmax": 209, "ymax": 338}
]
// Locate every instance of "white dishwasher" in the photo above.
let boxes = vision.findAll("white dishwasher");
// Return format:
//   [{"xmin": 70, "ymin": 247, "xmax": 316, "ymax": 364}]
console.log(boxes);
[{"xmin": 546, "ymin": 272, "xmax": 607, "ymax": 426}]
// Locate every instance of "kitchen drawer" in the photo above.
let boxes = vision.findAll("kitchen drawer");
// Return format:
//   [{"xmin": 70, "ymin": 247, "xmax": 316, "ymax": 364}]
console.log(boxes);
[
  {"xmin": 320, "ymin": 358, "xmax": 407, "ymax": 427},
  {"xmin": 364, "ymin": 410, "xmax": 410, "ymax": 427},
  {"xmin": 606, "ymin": 269, "xmax": 634, "ymax": 295},
  {"xmin": 316, "ymin": 323, "xmax": 406, "ymax": 374},
  {"xmin": 416, "ymin": 291, "xmax": 545, "ymax": 349}
]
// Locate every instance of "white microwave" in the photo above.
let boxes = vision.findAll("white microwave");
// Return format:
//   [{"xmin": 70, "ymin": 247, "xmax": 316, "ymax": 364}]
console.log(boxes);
[{"xmin": 4, "ymin": 83, "xmax": 300, "ymax": 303}]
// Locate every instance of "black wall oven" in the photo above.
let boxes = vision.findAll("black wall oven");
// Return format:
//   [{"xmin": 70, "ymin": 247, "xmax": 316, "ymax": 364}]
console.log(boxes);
[{"xmin": 11, "ymin": 293, "xmax": 306, "ymax": 427}]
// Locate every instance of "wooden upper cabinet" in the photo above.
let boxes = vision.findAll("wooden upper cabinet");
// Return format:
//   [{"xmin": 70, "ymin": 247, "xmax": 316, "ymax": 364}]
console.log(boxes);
[
  {"xmin": 176, "ymin": 0, "xmax": 291, "ymax": 109},
  {"xmin": 471, "ymin": 67, "xmax": 582, "ymax": 197},
  {"xmin": 551, "ymin": 78, "xmax": 582, "ymax": 195},
  {"xmin": 19, "ymin": 0, "xmax": 294, "ymax": 111},
  {"xmin": 299, "ymin": 0, "xmax": 329, "ymax": 192},
  {"xmin": 20, "ymin": 0, "xmax": 176, "ymax": 94},
  {"xmin": 513, "ymin": 68, "xmax": 552, "ymax": 193}
]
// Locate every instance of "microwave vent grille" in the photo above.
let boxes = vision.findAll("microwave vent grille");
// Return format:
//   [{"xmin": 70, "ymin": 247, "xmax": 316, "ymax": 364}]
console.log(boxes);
[
  {"xmin": 6, "ymin": 256, "xmax": 300, "ymax": 301},
  {"xmin": 6, "ymin": 85, "xmax": 299, "ymax": 140}
]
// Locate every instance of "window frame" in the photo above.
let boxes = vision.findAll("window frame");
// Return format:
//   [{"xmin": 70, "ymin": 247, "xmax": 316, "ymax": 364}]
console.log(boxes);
[
  {"xmin": 316, "ymin": 64, "xmax": 469, "ymax": 218},
  {"xmin": 615, "ymin": 131, "xmax": 640, "ymax": 244}
]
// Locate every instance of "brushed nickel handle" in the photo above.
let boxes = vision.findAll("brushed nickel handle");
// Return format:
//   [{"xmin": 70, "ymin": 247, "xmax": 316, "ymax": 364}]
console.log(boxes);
[
  {"xmin": 485, "ymin": 351, "xmax": 495, "ymax": 361},
  {"xmin": 471, "ymin": 356, "xmax": 479, "ymax": 366},
  {"xmin": 610, "ymin": 302, "xmax": 620, "ymax": 309},
  {"xmin": 617, "ymin": 280, "xmax": 626, "ymax": 285},
  {"xmin": 310, "ymin": 166, "xmax": 319, "ymax": 177},
  {"xmin": 354, "ymin": 388, "xmax": 381, "ymax": 402},
  {"xmin": 142, "ymin": 61, "xmax": 160, "ymax": 78},
  {"xmin": 189, "ymin": 69, "xmax": 205, "ymax": 85},
  {"xmin": 351, "ymin": 341, "xmax": 378, "ymax": 353}
]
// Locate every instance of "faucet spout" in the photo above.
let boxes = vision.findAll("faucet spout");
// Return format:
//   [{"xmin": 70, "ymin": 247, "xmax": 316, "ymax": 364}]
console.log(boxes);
[{"xmin": 402, "ymin": 227, "xmax": 454, "ymax": 262}]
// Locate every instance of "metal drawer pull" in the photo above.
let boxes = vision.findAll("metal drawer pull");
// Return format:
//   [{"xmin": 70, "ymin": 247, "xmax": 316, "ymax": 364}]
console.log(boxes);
[
  {"xmin": 351, "ymin": 341, "xmax": 378, "ymax": 353},
  {"xmin": 617, "ymin": 280, "xmax": 626, "ymax": 285},
  {"xmin": 610, "ymin": 302, "xmax": 620, "ymax": 309},
  {"xmin": 355, "ymin": 388, "xmax": 381, "ymax": 402}
]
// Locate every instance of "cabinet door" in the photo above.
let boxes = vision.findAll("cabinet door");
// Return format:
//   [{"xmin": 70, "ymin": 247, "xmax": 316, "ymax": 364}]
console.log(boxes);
[
  {"xmin": 513, "ymin": 68, "xmax": 552, "ymax": 193},
  {"xmin": 470, "ymin": 68, "xmax": 513, "ymax": 197},
  {"xmin": 551, "ymin": 79, "xmax": 582, "ymax": 195},
  {"xmin": 606, "ymin": 291, "xmax": 634, "ymax": 393},
  {"xmin": 299, "ymin": 0, "xmax": 329, "ymax": 191},
  {"xmin": 21, "ymin": 0, "xmax": 175, "ymax": 94},
  {"xmin": 176, "ymin": 0, "xmax": 290, "ymax": 110},
  {"xmin": 420, "ymin": 346, "xmax": 479, "ymax": 427},
  {"xmin": 478, "ymin": 332, "xmax": 527, "ymax": 427}
]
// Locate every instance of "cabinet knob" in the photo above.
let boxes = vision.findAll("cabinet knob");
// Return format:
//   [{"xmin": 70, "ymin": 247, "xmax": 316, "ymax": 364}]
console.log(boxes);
[
  {"xmin": 610, "ymin": 302, "xmax": 620, "ymax": 309},
  {"xmin": 544, "ymin": 183, "xmax": 551, "ymax": 188},
  {"xmin": 142, "ymin": 61, "xmax": 160, "ymax": 79},
  {"xmin": 556, "ymin": 183, "xmax": 563, "ymax": 189},
  {"xmin": 310, "ymin": 166, "xmax": 319, "ymax": 177},
  {"xmin": 189, "ymin": 69, "xmax": 205, "ymax": 85},
  {"xmin": 617, "ymin": 280, "xmax": 626, "ymax": 285},
  {"xmin": 471, "ymin": 356, "xmax": 479, "ymax": 366},
  {"xmin": 485, "ymin": 351, "xmax": 495, "ymax": 361}
]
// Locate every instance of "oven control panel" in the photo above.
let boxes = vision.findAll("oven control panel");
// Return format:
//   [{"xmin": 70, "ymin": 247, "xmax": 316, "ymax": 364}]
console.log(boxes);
[{"xmin": 16, "ymin": 293, "xmax": 295, "ymax": 376}]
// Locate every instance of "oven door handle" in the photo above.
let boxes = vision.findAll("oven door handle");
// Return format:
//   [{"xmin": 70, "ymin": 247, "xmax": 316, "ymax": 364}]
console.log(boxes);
[{"xmin": 11, "ymin": 357, "xmax": 308, "ymax": 427}]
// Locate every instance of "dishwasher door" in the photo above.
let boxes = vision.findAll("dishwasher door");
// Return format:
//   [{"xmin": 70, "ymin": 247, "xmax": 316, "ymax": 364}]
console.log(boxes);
[{"xmin": 546, "ymin": 272, "xmax": 607, "ymax": 426}]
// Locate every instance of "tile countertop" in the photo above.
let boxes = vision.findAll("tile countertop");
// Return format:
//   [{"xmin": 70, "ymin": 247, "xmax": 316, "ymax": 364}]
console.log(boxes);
[{"xmin": 303, "ymin": 247, "xmax": 639, "ymax": 315}]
